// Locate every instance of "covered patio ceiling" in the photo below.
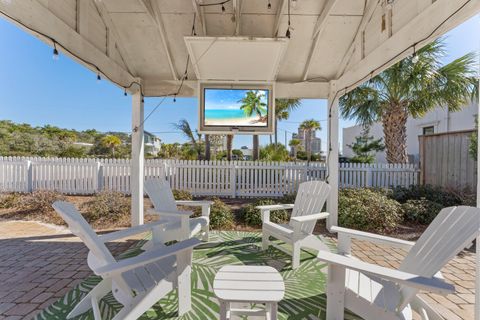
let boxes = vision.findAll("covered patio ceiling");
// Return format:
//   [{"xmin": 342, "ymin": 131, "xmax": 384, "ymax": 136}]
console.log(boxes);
[{"xmin": 1, "ymin": 0, "xmax": 478, "ymax": 98}]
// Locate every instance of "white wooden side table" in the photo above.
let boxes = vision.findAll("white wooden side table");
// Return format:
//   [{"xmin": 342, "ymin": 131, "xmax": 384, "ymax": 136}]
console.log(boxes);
[{"xmin": 213, "ymin": 265, "xmax": 285, "ymax": 320}]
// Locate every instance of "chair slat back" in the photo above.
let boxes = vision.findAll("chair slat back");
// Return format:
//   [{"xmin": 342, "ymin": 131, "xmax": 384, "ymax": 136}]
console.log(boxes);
[
  {"xmin": 289, "ymin": 181, "xmax": 331, "ymax": 234},
  {"xmin": 144, "ymin": 178, "xmax": 178, "ymax": 212},
  {"xmin": 52, "ymin": 201, "xmax": 116, "ymax": 267},
  {"xmin": 399, "ymin": 206, "xmax": 480, "ymax": 303}
]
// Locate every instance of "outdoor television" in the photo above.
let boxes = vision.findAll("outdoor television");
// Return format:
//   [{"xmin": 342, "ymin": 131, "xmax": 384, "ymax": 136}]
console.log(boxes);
[{"xmin": 198, "ymin": 83, "xmax": 275, "ymax": 134}]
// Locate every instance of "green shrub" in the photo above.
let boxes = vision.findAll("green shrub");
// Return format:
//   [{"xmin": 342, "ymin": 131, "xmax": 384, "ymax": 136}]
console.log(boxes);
[
  {"xmin": 81, "ymin": 191, "xmax": 130, "ymax": 224},
  {"xmin": 18, "ymin": 190, "xmax": 66, "ymax": 212},
  {"xmin": 0, "ymin": 192, "xmax": 21, "ymax": 209},
  {"xmin": 390, "ymin": 185, "xmax": 462, "ymax": 207},
  {"xmin": 401, "ymin": 199, "xmax": 443, "ymax": 224},
  {"xmin": 172, "ymin": 189, "xmax": 193, "ymax": 201},
  {"xmin": 208, "ymin": 197, "xmax": 234, "ymax": 230},
  {"xmin": 242, "ymin": 199, "xmax": 290, "ymax": 227},
  {"xmin": 278, "ymin": 193, "xmax": 296, "ymax": 204},
  {"xmin": 339, "ymin": 188, "xmax": 402, "ymax": 233}
]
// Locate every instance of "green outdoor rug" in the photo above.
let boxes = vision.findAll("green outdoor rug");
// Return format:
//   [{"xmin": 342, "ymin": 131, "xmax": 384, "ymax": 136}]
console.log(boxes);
[{"xmin": 34, "ymin": 231, "xmax": 360, "ymax": 320}]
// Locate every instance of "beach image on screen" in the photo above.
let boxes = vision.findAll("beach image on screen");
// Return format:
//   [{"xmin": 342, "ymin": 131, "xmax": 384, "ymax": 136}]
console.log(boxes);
[{"xmin": 204, "ymin": 89, "xmax": 269, "ymax": 127}]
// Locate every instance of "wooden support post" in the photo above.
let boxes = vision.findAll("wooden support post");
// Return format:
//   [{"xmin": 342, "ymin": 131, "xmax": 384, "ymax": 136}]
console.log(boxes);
[
  {"xmin": 131, "ymin": 91, "xmax": 144, "ymax": 226},
  {"xmin": 327, "ymin": 81, "xmax": 339, "ymax": 230}
]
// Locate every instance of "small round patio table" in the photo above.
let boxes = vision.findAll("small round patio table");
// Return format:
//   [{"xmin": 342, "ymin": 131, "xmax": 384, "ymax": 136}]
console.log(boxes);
[{"xmin": 213, "ymin": 265, "xmax": 285, "ymax": 320}]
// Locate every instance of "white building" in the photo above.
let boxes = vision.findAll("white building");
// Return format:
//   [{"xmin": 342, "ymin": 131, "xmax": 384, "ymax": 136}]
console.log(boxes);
[
  {"xmin": 144, "ymin": 131, "xmax": 162, "ymax": 156},
  {"xmin": 291, "ymin": 128, "xmax": 322, "ymax": 155},
  {"xmin": 342, "ymin": 102, "xmax": 478, "ymax": 163}
]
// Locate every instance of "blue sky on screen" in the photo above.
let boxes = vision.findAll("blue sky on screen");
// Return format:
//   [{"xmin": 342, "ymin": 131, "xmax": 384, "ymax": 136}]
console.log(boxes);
[
  {"xmin": 205, "ymin": 89, "xmax": 269, "ymax": 110},
  {"xmin": 0, "ymin": 14, "xmax": 478, "ymax": 151}
]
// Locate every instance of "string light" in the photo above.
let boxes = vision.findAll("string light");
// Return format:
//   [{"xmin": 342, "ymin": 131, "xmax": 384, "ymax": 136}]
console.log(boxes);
[
  {"xmin": 221, "ymin": 4, "xmax": 226, "ymax": 13},
  {"xmin": 173, "ymin": 95, "xmax": 177, "ymax": 103},
  {"xmin": 52, "ymin": 42, "xmax": 59, "ymax": 60},
  {"xmin": 267, "ymin": 1, "xmax": 271, "ymax": 9},
  {"xmin": 96, "ymin": 73, "xmax": 101, "ymax": 82},
  {"xmin": 124, "ymin": 89, "xmax": 127, "ymax": 96},
  {"xmin": 286, "ymin": 0, "xmax": 292, "ymax": 38},
  {"xmin": 411, "ymin": 44, "xmax": 419, "ymax": 63}
]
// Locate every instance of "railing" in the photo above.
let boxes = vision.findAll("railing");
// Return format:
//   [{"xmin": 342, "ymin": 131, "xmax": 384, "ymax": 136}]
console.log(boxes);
[{"xmin": 0, "ymin": 157, "xmax": 419, "ymax": 197}]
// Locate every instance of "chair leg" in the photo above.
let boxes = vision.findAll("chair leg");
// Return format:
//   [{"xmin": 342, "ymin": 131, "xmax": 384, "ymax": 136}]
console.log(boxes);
[
  {"xmin": 262, "ymin": 232, "xmax": 270, "ymax": 250},
  {"xmin": 292, "ymin": 242, "xmax": 301, "ymax": 269},
  {"xmin": 326, "ymin": 264, "xmax": 346, "ymax": 320},
  {"xmin": 67, "ymin": 278, "xmax": 112, "ymax": 319},
  {"xmin": 219, "ymin": 299, "xmax": 228, "ymax": 320},
  {"xmin": 176, "ymin": 250, "xmax": 193, "ymax": 315}
]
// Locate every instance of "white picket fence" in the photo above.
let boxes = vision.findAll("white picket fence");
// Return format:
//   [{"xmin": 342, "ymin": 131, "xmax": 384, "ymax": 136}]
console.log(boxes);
[{"xmin": 0, "ymin": 156, "xmax": 419, "ymax": 197}]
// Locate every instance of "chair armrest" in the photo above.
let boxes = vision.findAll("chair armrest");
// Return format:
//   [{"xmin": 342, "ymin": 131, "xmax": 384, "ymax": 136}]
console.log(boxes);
[
  {"xmin": 176, "ymin": 200, "xmax": 214, "ymax": 207},
  {"xmin": 99, "ymin": 220, "xmax": 168, "ymax": 242},
  {"xmin": 95, "ymin": 238, "xmax": 201, "ymax": 277},
  {"xmin": 331, "ymin": 226, "xmax": 415, "ymax": 251},
  {"xmin": 256, "ymin": 204, "xmax": 295, "ymax": 211},
  {"xmin": 146, "ymin": 208, "xmax": 193, "ymax": 218},
  {"xmin": 317, "ymin": 251, "xmax": 454, "ymax": 295},
  {"xmin": 291, "ymin": 212, "xmax": 329, "ymax": 223}
]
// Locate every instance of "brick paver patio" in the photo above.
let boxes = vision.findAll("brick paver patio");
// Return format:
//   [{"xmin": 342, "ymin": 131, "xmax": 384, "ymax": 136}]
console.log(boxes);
[{"xmin": 0, "ymin": 220, "xmax": 476, "ymax": 320}]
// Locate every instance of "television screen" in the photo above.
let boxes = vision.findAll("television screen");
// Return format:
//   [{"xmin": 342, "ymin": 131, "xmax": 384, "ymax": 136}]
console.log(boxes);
[
  {"xmin": 199, "ymin": 84, "xmax": 274, "ymax": 134},
  {"xmin": 205, "ymin": 89, "xmax": 269, "ymax": 127}
]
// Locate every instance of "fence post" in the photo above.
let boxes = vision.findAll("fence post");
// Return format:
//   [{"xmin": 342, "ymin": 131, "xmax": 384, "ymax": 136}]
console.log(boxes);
[
  {"xmin": 26, "ymin": 160, "xmax": 33, "ymax": 193},
  {"xmin": 97, "ymin": 162, "xmax": 104, "ymax": 192},
  {"xmin": 230, "ymin": 162, "xmax": 236, "ymax": 198}
]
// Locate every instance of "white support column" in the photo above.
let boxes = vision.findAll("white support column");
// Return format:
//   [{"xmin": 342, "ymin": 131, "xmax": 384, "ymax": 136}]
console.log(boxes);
[
  {"xmin": 476, "ymin": 75, "xmax": 480, "ymax": 320},
  {"xmin": 327, "ymin": 81, "xmax": 339, "ymax": 230},
  {"xmin": 131, "ymin": 91, "xmax": 144, "ymax": 226}
]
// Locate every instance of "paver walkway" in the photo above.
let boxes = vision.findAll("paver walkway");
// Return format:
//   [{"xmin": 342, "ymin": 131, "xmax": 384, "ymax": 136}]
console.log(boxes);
[{"xmin": 0, "ymin": 220, "xmax": 476, "ymax": 319}]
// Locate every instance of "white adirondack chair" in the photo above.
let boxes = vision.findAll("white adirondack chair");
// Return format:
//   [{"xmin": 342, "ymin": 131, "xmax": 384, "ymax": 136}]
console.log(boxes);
[
  {"xmin": 318, "ymin": 206, "xmax": 480, "ymax": 320},
  {"xmin": 52, "ymin": 201, "xmax": 201, "ymax": 320},
  {"xmin": 144, "ymin": 178, "xmax": 212, "ymax": 243},
  {"xmin": 259, "ymin": 180, "xmax": 331, "ymax": 269}
]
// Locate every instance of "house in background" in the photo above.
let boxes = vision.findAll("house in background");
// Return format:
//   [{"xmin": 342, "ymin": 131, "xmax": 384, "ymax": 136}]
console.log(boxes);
[
  {"xmin": 291, "ymin": 127, "xmax": 322, "ymax": 156},
  {"xmin": 144, "ymin": 131, "xmax": 162, "ymax": 156},
  {"xmin": 342, "ymin": 101, "xmax": 478, "ymax": 163}
]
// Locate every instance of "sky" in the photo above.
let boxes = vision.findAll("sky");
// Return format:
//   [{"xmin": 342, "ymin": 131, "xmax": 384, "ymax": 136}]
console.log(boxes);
[{"xmin": 0, "ymin": 14, "xmax": 478, "ymax": 152}]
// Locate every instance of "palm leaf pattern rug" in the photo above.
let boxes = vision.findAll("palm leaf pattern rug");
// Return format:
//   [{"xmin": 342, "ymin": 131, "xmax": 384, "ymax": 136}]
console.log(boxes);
[{"xmin": 35, "ymin": 231, "xmax": 360, "ymax": 320}]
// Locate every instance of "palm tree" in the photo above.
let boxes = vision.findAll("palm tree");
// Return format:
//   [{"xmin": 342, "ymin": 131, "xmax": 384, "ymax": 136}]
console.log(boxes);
[
  {"xmin": 288, "ymin": 138, "xmax": 302, "ymax": 159},
  {"xmin": 340, "ymin": 38, "xmax": 478, "ymax": 163},
  {"xmin": 252, "ymin": 135, "xmax": 259, "ymax": 160},
  {"xmin": 275, "ymin": 98, "xmax": 301, "ymax": 144},
  {"xmin": 239, "ymin": 90, "xmax": 267, "ymax": 119},
  {"xmin": 101, "ymin": 135, "xmax": 122, "ymax": 157},
  {"xmin": 226, "ymin": 134, "xmax": 234, "ymax": 161},
  {"xmin": 299, "ymin": 119, "xmax": 321, "ymax": 162},
  {"xmin": 172, "ymin": 119, "xmax": 203, "ymax": 159}
]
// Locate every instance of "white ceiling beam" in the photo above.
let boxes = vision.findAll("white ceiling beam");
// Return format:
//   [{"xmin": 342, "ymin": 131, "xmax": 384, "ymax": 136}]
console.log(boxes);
[
  {"xmin": 233, "ymin": 0, "xmax": 242, "ymax": 35},
  {"xmin": 0, "ymin": 0, "xmax": 136, "ymax": 91},
  {"xmin": 301, "ymin": 0, "xmax": 339, "ymax": 81},
  {"xmin": 273, "ymin": 0, "xmax": 286, "ymax": 37},
  {"xmin": 143, "ymin": 80, "xmax": 330, "ymax": 98},
  {"xmin": 191, "ymin": 0, "xmax": 207, "ymax": 35},
  {"xmin": 93, "ymin": 0, "xmax": 137, "ymax": 76},
  {"xmin": 335, "ymin": 0, "xmax": 381, "ymax": 79},
  {"xmin": 336, "ymin": 0, "xmax": 480, "ymax": 93},
  {"xmin": 140, "ymin": 0, "xmax": 179, "ymax": 80}
]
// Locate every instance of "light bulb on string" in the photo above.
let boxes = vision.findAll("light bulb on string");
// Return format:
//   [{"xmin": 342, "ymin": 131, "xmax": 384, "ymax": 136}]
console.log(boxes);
[
  {"xmin": 124, "ymin": 89, "xmax": 127, "ymax": 96},
  {"xmin": 97, "ymin": 74, "xmax": 101, "ymax": 82},
  {"xmin": 221, "ymin": 4, "xmax": 225, "ymax": 13},
  {"xmin": 52, "ymin": 43, "xmax": 59, "ymax": 61},
  {"xmin": 267, "ymin": 1, "xmax": 271, "ymax": 9},
  {"xmin": 411, "ymin": 45, "xmax": 419, "ymax": 64}
]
